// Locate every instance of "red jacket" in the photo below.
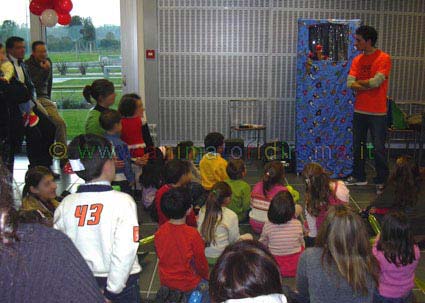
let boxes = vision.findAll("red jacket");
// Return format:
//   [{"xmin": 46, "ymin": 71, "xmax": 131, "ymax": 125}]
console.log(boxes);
[{"xmin": 155, "ymin": 222, "xmax": 209, "ymax": 291}]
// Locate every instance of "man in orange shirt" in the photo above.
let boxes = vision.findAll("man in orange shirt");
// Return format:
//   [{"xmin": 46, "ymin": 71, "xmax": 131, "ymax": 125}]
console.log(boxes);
[{"xmin": 345, "ymin": 26, "xmax": 391, "ymax": 190}]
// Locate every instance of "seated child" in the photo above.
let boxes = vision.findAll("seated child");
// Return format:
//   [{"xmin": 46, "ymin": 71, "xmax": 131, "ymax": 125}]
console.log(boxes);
[
  {"xmin": 0, "ymin": 43, "xmax": 38, "ymax": 127},
  {"xmin": 209, "ymin": 240, "xmax": 289, "ymax": 302},
  {"xmin": 373, "ymin": 211, "xmax": 420, "ymax": 302},
  {"xmin": 54, "ymin": 134, "xmax": 141, "ymax": 303},
  {"xmin": 154, "ymin": 159, "xmax": 197, "ymax": 227},
  {"xmin": 302, "ymin": 162, "xmax": 349, "ymax": 247},
  {"xmin": 155, "ymin": 187, "xmax": 209, "ymax": 303},
  {"xmin": 250, "ymin": 161, "xmax": 300, "ymax": 234},
  {"xmin": 176, "ymin": 140, "xmax": 201, "ymax": 183},
  {"xmin": 199, "ymin": 132, "xmax": 229, "ymax": 190},
  {"xmin": 100, "ymin": 109, "xmax": 134, "ymax": 195},
  {"xmin": 259, "ymin": 191, "xmax": 305, "ymax": 277},
  {"xmin": 139, "ymin": 147, "xmax": 165, "ymax": 210},
  {"xmin": 224, "ymin": 159, "xmax": 251, "ymax": 222},
  {"xmin": 198, "ymin": 182, "xmax": 252, "ymax": 264}
]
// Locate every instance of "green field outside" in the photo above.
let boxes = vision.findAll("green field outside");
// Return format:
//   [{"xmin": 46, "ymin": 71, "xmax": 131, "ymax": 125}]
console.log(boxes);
[{"xmin": 49, "ymin": 51, "xmax": 120, "ymax": 63}]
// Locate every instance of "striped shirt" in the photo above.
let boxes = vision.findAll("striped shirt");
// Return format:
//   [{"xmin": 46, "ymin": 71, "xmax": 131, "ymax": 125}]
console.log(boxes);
[{"xmin": 259, "ymin": 218, "xmax": 304, "ymax": 256}]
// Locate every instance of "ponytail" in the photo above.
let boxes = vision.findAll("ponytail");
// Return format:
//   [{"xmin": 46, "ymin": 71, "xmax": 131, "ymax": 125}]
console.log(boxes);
[
  {"xmin": 82, "ymin": 79, "xmax": 115, "ymax": 105},
  {"xmin": 200, "ymin": 182, "xmax": 232, "ymax": 246},
  {"xmin": 262, "ymin": 161, "xmax": 285, "ymax": 198}
]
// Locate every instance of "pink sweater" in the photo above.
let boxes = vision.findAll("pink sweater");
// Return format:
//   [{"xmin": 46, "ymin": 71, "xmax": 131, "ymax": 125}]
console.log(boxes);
[
  {"xmin": 250, "ymin": 182, "xmax": 287, "ymax": 224},
  {"xmin": 373, "ymin": 240, "xmax": 420, "ymax": 298}
]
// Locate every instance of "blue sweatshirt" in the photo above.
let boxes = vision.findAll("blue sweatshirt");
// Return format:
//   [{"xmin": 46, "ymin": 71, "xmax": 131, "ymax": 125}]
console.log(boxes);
[{"xmin": 104, "ymin": 133, "xmax": 135, "ymax": 183}]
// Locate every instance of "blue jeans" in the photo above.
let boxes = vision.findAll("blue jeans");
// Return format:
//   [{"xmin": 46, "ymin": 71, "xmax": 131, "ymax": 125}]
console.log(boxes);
[
  {"xmin": 373, "ymin": 290, "xmax": 413, "ymax": 303},
  {"xmin": 352, "ymin": 112, "xmax": 389, "ymax": 183},
  {"xmin": 185, "ymin": 279, "xmax": 210, "ymax": 303},
  {"xmin": 96, "ymin": 274, "xmax": 141, "ymax": 303}
]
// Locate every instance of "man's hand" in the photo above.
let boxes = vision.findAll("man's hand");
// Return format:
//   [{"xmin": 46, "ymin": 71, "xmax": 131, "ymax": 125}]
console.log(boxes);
[
  {"xmin": 40, "ymin": 60, "xmax": 51, "ymax": 70},
  {"xmin": 350, "ymin": 81, "xmax": 368, "ymax": 91}
]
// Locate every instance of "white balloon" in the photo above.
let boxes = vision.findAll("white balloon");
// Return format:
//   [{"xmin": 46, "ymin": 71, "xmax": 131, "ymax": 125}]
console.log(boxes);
[{"xmin": 40, "ymin": 9, "xmax": 58, "ymax": 27}]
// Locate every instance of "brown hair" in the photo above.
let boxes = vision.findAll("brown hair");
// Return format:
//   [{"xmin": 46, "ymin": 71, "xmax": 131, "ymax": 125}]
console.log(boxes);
[
  {"xmin": 209, "ymin": 240, "xmax": 283, "ymax": 302},
  {"xmin": 200, "ymin": 182, "xmax": 232, "ymax": 246},
  {"xmin": 262, "ymin": 161, "xmax": 285, "ymax": 198},
  {"xmin": 118, "ymin": 93, "xmax": 141, "ymax": 117},
  {"xmin": 302, "ymin": 162, "xmax": 332, "ymax": 216},
  {"xmin": 22, "ymin": 166, "xmax": 53, "ymax": 198},
  {"xmin": 388, "ymin": 155, "xmax": 422, "ymax": 208},
  {"xmin": 316, "ymin": 205, "xmax": 379, "ymax": 295},
  {"xmin": 99, "ymin": 109, "xmax": 121, "ymax": 131},
  {"xmin": 83, "ymin": 79, "xmax": 115, "ymax": 104},
  {"xmin": 267, "ymin": 191, "xmax": 295, "ymax": 224},
  {"xmin": 226, "ymin": 158, "xmax": 245, "ymax": 180}
]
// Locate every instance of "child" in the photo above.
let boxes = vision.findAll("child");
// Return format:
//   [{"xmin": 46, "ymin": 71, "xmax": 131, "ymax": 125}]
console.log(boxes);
[
  {"xmin": 250, "ymin": 161, "xmax": 300, "ymax": 234},
  {"xmin": 83, "ymin": 79, "xmax": 116, "ymax": 136},
  {"xmin": 0, "ymin": 43, "xmax": 38, "ymax": 127},
  {"xmin": 177, "ymin": 140, "xmax": 201, "ymax": 183},
  {"xmin": 302, "ymin": 162, "xmax": 349, "ymax": 247},
  {"xmin": 296, "ymin": 205, "xmax": 378, "ymax": 303},
  {"xmin": 100, "ymin": 109, "xmax": 135, "ymax": 195},
  {"xmin": 154, "ymin": 159, "xmax": 197, "ymax": 227},
  {"xmin": 224, "ymin": 159, "xmax": 251, "ymax": 222},
  {"xmin": 53, "ymin": 134, "xmax": 141, "ymax": 303},
  {"xmin": 197, "ymin": 182, "xmax": 252, "ymax": 264},
  {"xmin": 155, "ymin": 187, "xmax": 209, "ymax": 303},
  {"xmin": 259, "ymin": 191, "xmax": 304, "ymax": 277},
  {"xmin": 373, "ymin": 211, "xmax": 420, "ymax": 302},
  {"xmin": 209, "ymin": 240, "xmax": 288, "ymax": 302},
  {"xmin": 139, "ymin": 147, "xmax": 165, "ymax": 210},
  {"xmin": 199, "ymin": 132, "xmax": 229, "ymax": 190}
]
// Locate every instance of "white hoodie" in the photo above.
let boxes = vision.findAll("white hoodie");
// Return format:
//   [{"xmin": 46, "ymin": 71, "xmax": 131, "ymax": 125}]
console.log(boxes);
[{"xmin": 225, "ymin": 294, "xmax": 288, "ymax": 303}]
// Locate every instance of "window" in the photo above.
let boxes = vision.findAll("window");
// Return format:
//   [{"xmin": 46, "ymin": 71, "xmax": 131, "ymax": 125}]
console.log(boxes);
[
  {"xmin": 0, "ymin": 0, "xmax": 31, "ymax": 53},
  {"xmin": 45, "ymin": 0, "xmax": 122, "ymax": 139}
]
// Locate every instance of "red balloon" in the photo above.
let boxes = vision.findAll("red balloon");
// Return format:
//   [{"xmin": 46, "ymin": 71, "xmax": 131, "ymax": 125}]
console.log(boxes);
[
  {"xmin": 57, "ymin": 12, "xmax": 71, "ymax": 26},
  {"xmin": 29, "ymin": 0, "xmax": 45, "ymax": 16},
  {"xmin": 39, "ymin": 0, "xmax": 54, "ymax": 8},
  {"xmin": 54, "ymin": 0, "xmax": 73, "ymax": 14}
]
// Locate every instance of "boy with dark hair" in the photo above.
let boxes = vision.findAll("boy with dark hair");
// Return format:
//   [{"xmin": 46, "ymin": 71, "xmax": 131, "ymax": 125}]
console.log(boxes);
[
  {"xmin": 199, "ymin": 132, "xmax": 229, "ymax": 190},
  {"xmin": 100, "ymin": 109, "xmax": 135, "ymax": 194},
  {"xmin": 225, "ymin": 159, "xmax": 251, "ymax": 222},
  {"xmin": 155, "ymin": 187, "xmax": 209, "ymax": 302},
  {"xmin": 154, "ymin": 159, "xmax": 197, "ymax": 227},
  {"xmin": 346, "ymin": 25, "xmax": 391, "ymax": 193},
  {"xmin": 54, "ymin": 134, "xmax": 141, "ymax": 303}
]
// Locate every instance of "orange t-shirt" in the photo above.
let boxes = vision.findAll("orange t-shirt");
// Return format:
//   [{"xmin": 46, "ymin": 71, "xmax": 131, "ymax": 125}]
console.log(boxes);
[{"xmin": 349, "ymin": 49, "xmax": 391, "ymax": 114}]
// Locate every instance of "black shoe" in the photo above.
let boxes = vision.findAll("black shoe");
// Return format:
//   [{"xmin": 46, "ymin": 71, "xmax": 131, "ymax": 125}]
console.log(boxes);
[{"xmin": 344, "ymin": 176, "xmax": 367, "ymax": 186}]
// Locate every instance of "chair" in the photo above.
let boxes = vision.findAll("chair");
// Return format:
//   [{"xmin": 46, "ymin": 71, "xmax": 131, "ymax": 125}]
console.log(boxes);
[{"xmin": 228, "ymin": 99, "xmax": 266, "ymax": 148}]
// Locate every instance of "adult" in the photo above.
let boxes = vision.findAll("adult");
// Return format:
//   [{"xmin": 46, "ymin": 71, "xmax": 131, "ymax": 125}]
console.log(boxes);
[
  {"xmin": 369, "ymin": 155, "xmax": 425, "ymax": 243},
  {"xmin": 83, "ymin": 78, "xmax": 116, "ymax": 136},
  {"xmin": 21, "ymin": 166, "xmax": 59, "ymax": 227},
  {"xmin": 346, "ymin": 25, "xmax": 391, "ymax": 191},
  {"xmin": 26, "ymin": 41, "xmax": 67, "ymax": 152},
  {"xmin": 209, "ymin": 240, "xmax": 289, "ymax": 303},
  {"xmin": 0, "ymin": 162, "xmax": 104, "ymax": 303},
  {"xmin": 296, "ymin": 205, "xmax": 378, "ymax": 303},
  {"xmin": 5, "ymin": 36, "xmax": 56, "ymax": 172}
]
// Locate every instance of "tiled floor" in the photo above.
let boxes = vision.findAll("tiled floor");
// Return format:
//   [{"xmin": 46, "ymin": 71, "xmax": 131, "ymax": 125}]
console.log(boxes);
[{"xmin": 11, "ymin": 156, "xmax": 425, "ymax": 302}]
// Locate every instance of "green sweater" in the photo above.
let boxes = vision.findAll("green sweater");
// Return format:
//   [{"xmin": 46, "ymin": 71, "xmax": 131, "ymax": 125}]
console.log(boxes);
[
  {"xmin": 84, "ymin": 107, "xmax": 105, "ymax": 136},
  {"xmin": 224, "ymin": 179, "xmax": 251, "ymax": 221}
]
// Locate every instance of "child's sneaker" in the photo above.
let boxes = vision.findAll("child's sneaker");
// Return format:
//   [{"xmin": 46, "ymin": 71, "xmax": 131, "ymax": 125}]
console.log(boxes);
[{"xmin": 28, "ymin": 111, "xmax": 39, "ymax": 127}]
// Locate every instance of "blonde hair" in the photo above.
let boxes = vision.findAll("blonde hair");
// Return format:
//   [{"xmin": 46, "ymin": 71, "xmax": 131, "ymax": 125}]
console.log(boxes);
[
  {"xmin": 316, "ymin": 205, "xmax": 379, "ymax": 295},
  {"xmin": 200, "ymin": 182, "xmax": 232, "ymax": 246}
]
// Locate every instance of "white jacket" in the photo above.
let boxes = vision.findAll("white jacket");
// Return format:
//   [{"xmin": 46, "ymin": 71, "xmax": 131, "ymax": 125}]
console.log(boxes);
[
  {"xmin": 225, "ymin": 294, "xmax": 288, "ymax": 303},
  {"xmin": 54, "ymin": 184, "xmax": 141, "ymax": 295}
]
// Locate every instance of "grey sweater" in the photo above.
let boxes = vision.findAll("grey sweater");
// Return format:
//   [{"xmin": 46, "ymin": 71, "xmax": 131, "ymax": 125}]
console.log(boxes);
[
  {"xmin": 0, "ymin": 223, "xmax": 104, "ymax": 303},
  {"xmin": 296, "ymin": 247, "xmax": 375, "ymax": 303}
]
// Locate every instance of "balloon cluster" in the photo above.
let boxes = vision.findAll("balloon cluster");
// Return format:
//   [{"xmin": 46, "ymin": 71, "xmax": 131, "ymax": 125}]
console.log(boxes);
[{"xmin": 29, "ymin": 0, "xmax": 73, "ymax": 27}]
